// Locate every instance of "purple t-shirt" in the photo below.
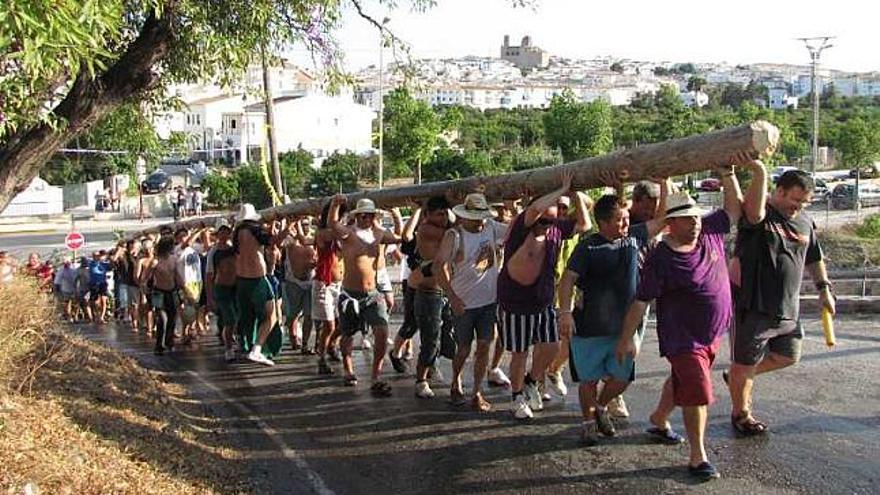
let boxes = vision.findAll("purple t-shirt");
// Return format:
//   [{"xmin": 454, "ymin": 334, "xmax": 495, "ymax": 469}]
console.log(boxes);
[
  {"xmin": 636, "ymin": 209, "xmax": 732, "ymax": 357},
  {"xmin": 498, "ymin": 213, "xmax": 576, "ymax": 314}
]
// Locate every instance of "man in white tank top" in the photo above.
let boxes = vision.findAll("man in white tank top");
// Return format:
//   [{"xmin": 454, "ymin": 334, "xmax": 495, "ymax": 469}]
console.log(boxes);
[{"xmin": 436, "ymin": 193, "xmax": 508, "ymax": 412}]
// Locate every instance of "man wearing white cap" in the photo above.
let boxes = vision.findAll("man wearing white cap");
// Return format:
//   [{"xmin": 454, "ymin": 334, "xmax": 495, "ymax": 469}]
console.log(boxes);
[
  {"xmin": 329, "ymin": 195, "xmax": 401, "ymax": 395},
  {"xmin": 234, "ymin": 203, "xmax": 283, "ymax": 366},
  {"xmin": 616, "ymin": 161, "xmax": 762, "ymax": 481}
]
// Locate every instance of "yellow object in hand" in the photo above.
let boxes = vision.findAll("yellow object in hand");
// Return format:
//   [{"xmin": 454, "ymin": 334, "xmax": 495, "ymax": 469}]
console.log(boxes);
[{"xmin": 821, "ymin": 307, "xmax": 835, "ymax": 347}]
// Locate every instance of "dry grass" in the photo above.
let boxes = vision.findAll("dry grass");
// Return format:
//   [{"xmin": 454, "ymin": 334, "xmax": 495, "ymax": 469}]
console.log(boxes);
[
  {"xmin": 820, "ymin": 230, "xmax": 880, "ymax": 269},
  {"xmin": 0, "ymin": 280, "xmax": 254, "ymax": 494}
]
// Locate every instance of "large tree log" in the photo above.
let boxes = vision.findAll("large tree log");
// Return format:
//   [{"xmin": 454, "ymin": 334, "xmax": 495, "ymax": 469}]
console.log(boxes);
[
  {"xmin": 0, "ymin": 11, "xmax": 175, "ymax": 210},
  {"xmin": 134, "ymin": 120, "xmax": 779, "ymax": 236}
]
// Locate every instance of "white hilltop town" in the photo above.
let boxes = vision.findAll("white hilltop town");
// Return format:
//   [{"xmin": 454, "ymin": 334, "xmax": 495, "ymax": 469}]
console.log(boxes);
[{"xmin": 354, "ymin": 35, "xmax": 880, "ymax": 112}]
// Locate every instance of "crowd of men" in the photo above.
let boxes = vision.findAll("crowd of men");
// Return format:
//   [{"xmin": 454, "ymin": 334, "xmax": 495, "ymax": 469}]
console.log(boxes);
[{"xmin": 10, "ymin": 159, "xmax": 836, "ymax": 482}]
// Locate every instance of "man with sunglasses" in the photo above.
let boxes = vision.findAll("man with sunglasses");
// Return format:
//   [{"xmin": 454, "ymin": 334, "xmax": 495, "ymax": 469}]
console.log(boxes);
[
  {"xmin": 330, "ymin": 195, "xmax": 401, "ymax": 396},
  {"xmin": 498, "ymin": 170, "xmax": 592, "ymax": 420}
]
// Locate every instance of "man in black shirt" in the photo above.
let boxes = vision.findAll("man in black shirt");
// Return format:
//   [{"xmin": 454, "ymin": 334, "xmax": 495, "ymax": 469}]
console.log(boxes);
[{"xmin": 727, "ymin": 168, "xmax": 836, "ymax": 436}]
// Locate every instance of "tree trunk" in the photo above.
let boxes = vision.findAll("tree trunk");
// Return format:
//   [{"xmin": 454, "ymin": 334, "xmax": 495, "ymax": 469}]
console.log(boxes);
[
  {"xmin": 0, "ymin": 11, "xmax": 175, "ymax": 211},
  {"xmin": 136, "ymin": 121, "xmax": 778, "ymax": 235}
]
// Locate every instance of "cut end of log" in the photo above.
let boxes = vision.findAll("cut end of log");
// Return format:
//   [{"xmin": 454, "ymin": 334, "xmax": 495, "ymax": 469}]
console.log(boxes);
[{"xmin": 751, "ymin": 120, "xmax": 780, "ymax": 157}]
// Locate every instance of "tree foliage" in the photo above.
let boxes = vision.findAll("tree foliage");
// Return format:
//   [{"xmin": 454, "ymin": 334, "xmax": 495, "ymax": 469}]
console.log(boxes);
[
  {"xmin": 382, "ymin": 88, "xmax": 442, "ymax": 180},
  {"xmin": 307, "ymin": 151, "xmax": 360, "ymax": 197},
  {"xmin": 837, "ymin": 116, "xmax": 880, "ymax": 167},
  {"xmin": 543, "ymin": 89, "xmax": 613, "ymax": 162}
]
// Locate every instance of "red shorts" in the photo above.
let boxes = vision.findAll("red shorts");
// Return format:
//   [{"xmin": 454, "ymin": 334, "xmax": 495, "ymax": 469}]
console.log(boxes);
[{"xmin": 667, "ymin": 341, "xmax": 721, "ymax": 407}]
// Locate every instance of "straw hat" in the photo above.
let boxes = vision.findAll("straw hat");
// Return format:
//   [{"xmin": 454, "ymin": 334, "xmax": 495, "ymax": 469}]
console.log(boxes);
[
  {"xmin": 664, "ymin": 192, "xmax": 707, "ymax": 219},
  {"xmin": 237, "ymin": 203, "xmax": 261, "ymax": 223},
  {"xmin": 452, "ymin": 193, "xmax": 495, "ymax": 221},
  {"xmin": 351, "ymin": 198, "xmax": 378, "ymax": 215}
]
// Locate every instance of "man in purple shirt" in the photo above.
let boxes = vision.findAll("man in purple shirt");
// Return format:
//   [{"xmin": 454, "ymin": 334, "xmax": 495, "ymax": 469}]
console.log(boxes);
[
  {"xmin": 498, "ymin": 170, "xmax": 591, "ymax": 420},
  {"xmin": 616, "ymin": 160, "xmax": 764, "ymax": 481}
]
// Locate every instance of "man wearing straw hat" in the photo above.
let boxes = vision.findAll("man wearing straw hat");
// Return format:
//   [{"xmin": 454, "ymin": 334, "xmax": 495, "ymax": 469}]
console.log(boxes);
[
  {"xmin": 329, "ymin": 195, "xmax": 401, "ymax": 396},
  {"xmin": 436, "ymin": 192, "xmax": 510, "ymax": 412},
  {"xmin": 616, "ymin": 161, "xmax": 760, "ymax": 481}
]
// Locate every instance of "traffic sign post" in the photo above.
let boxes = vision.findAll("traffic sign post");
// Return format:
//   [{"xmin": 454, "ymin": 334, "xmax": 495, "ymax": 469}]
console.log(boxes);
[{"xmin": 65, "ymin": 232, "xmax": 85, "ymax": 258}]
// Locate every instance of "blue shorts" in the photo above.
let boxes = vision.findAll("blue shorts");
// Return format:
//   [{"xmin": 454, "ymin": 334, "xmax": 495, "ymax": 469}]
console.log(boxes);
[{"xmin": 569, "ymin": 335, "xmax": 635, "ymax": 383}]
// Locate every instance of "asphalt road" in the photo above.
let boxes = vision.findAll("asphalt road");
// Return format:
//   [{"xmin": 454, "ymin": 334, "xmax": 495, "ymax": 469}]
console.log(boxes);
[{"xmin": 76, "ymin": 314, "xmax": 880, "ymax": 495}]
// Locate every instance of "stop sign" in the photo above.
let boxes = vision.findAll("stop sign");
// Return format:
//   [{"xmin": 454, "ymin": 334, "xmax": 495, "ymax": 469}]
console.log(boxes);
[{"xmin": 65, "ymin": 232, "xmax": 85, "ymax": 251}]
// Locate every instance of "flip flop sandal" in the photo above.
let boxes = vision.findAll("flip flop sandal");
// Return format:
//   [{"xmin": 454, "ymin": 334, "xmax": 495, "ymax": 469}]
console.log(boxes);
[
  {"xmin": 371, "ymin": 381, "xmax": 393, "ymax": 397},
  {"xmin": 688, "ymin": 461, "xmax": 720, "ymax": 481},
  {"xmin": 343, "ymin": 375, "xmax": 358, "ymax": 387},
  {"xmin": 732, "ymin": 413, "xmax": 768, "ymax": 436},
  {"xmin": 646, "ymin": 426, "xmax": 685, "ymax": 445}
]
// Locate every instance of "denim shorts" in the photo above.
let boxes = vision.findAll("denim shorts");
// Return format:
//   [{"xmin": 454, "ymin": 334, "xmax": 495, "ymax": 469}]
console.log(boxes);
[{"xmin": 454, "ymin": 303, "xmax": 496, "ymax": 347}]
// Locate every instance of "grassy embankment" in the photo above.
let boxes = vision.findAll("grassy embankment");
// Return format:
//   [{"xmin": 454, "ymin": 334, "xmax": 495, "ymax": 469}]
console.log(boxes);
[{"xmin": 0, "ymin": 280, "xmax": 253, "ymax": 494}]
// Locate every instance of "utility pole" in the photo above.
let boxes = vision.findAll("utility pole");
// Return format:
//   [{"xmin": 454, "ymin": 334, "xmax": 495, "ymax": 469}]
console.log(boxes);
[
  {"xmin": 798, "ymin": 36, "xmax": 835, "ymax": 174},
  {"xmin": 262, "ymin": 46, "xmax": 284, "ymax": 203},
  {"xmin": 377, "ymin": 17, "xmax": 390, "ymax": 190}
]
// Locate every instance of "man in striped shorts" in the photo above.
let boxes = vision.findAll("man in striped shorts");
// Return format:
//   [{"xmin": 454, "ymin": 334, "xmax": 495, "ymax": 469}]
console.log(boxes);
[{"xmin": 497, "ymin": 171, "xmax": 591, "ymax": 420}]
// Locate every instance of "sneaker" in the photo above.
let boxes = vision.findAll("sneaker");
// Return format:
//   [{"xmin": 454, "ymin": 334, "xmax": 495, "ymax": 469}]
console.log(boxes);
[
  {"xmin": 539, "ymin": 382, "xmax": 552, "ymax": 402},
  {"xmin": 581, "ymin": 421, "xmax": 599, "ymax": 446},
  {"xmin": 488, "ymin": 367, "xmax": 511, "ymax": 388},
  {"xmin": 511, "ymin": 394, "xmax": 534, "ymax": 420},
  {"xmin": 596, "ymin": 407, "xmax": 617, "ymax": 437},
  {"xmin": 247, "ymin": 350, "xmax": 275, "ymax": 366},
  {"xmin": 524, "ymin": 382, "xmax": 543, "ymax": 412},
  {"xmin": 608, "ymin": 395, "xmax": 630, "ymax": 419},
  {"xmin": 224, "ymin": 349, "xmax": 235, "ymax": 362},
  {"xmin": 546, "ymin": 371, "xmax": 568, "ymax": 397},
  {"xmin": 389, "ymin": 351, "xmax": 407, "ymax": 374},
  {"xmin": 415, "ymin": 380, "xmax": 435, "ymax": 399}
]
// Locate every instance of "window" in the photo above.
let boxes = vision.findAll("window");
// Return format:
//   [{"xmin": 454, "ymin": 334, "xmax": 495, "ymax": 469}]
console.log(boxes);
[
  {"xmin": 231, "ymin": 119, "xmax": 237, "ymax": 129},
  {"xmin": 186, "ymin": 115, "xmax": 191, "ymax": 125},
  {"xmin": 196, "ymin": 115, "xmax": 201, "ymax": 125}
]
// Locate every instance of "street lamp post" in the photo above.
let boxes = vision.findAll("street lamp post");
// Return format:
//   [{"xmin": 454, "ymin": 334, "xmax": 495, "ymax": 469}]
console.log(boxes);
[
  {"xmin": 377, "ymin": 17, "xmax": 390, "ymax": 190},
  {"xmin": 798, "ymin": 36, "xmax": 835, "ymax": 174}
]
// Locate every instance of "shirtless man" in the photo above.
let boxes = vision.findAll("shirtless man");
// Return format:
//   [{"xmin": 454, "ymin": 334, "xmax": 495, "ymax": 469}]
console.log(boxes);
[
  {"xmin": 206, "ymin": 218, "xmax": 239, "ymax": 361},
  {"xmin": 137, "ymin": 238, "xmax": 156, "ymax": 334},
  {"xmin": 282, "ymin": 217, "xmax": 318, "ymax": 353},
  {"xmin": 314, "ymin": 201, "xmax": 346, "ymax": 375},
  {"xmin": 143, "ymin": 236, "xmax": 184, "ymax": 355},
  {"xmin": 330, "ymin": 195, "xmax": 400, "ymax": 396},
  {"xmin": 403, "ymin": 196, "xmax": 452, "ymax": 399},
  {"xmin": 498, "ymin": 170, "xmax": 591, "ymax": 420},
  {"xmin": 234, "ymin": 204, "xmax": 281, "ymax": 366}
]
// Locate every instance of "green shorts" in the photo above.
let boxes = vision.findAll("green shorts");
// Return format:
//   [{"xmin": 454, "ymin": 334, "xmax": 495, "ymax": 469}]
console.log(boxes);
[{"xmin": 214, "ymin": 284, "xmax": 238, "ymax": 329}]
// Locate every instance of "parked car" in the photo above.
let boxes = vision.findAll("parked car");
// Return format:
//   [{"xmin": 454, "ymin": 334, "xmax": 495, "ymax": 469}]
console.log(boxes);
[
  {"xmin": 141, "ymin": 170, "xmax": 171, "ymax": 194},
  {"xmin": 812, "ymin": 178, "xmax": 829, "ymax": 201},
  {"xmin": 698, "ymin": 178, "xmax": 721, "ymax": 192},
  {"xmin": 830, "ymin": 183, "xmax": 880, "ymax": 209},
  {"xmin": 849, "ymin": 164, "xmax": 880, "ymax": 179},
  {"xmin": 771, "ymin": 166, "xmax": 800, "ymax": 183}
]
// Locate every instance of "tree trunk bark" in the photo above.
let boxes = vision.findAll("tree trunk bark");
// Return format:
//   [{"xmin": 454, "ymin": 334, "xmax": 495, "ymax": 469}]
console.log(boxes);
[
  {"xmin": 0, "ymin": 11, "xmax": 175, "ymax": 211},
  {"xmin": 138, "ymin": 121, "xmax": 778, "ymax": 235}
]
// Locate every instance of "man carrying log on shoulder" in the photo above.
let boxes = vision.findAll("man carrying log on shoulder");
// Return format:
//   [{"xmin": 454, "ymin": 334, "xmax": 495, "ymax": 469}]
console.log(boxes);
[{"xmin": 329, "ymin": 195, "xmax": 401, "ymax": 396}]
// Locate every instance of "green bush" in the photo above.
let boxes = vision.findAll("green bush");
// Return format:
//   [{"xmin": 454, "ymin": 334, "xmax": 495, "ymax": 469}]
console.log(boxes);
[
  {"xmin": 855, "ymin": 214, "xmax": 880, "ymax": 239},
  {"xmin": 202, "ymin": 172, "xmax": 239, "ymax": 209}
]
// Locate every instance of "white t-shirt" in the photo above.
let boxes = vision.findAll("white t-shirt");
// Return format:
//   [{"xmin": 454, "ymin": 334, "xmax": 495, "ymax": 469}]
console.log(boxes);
[
  {"xmin": 176, "ymin": 245, "xmax": 203, "ymax": 285},
  {"xmin": 450, "ymin": 219, "xmax": 507, "ymax": 309}
]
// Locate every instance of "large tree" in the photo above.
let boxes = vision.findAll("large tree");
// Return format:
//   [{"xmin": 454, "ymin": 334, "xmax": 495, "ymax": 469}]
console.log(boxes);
[
  {"xmin": 382, "ymin": 87, "xmax": 442, "ymax": 184},
  {"xmin": 0, "ymin": 0, "xmax": 438, "ymax": 210},
  {"xmin": 543, "ymin": 89, "xmax": 613, "ymax": 162}
]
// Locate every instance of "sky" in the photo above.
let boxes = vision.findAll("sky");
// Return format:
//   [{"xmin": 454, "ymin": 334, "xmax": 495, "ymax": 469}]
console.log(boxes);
[{"xmin": 290, "ymin": 0, "xmax": 880, "ymax": 74}]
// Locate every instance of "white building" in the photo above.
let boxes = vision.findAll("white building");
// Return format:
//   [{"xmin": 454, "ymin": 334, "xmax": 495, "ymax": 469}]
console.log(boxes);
[
  {"xmin": 768, "ymin": 87, "xmax": 799, "ymax": 109},
  {"xmin": 1, "ymin": 177, "xmax": 64, "ymax": 217},
  {"xmin": 680, "ymin": 90, "xmax": 709, "ymax": 108},
  {"xmin": 237, "ymin": 93, "xmax": 375, "ymax": 166}
]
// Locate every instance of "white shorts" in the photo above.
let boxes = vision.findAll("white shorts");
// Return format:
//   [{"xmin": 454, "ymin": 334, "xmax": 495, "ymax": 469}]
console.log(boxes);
[
  {"xmin": 311, "ymin": 280, "xmax": 341, "ymax": 321},
  {"xmin": 376, "ymin": 268, "xmax": 393, "ymax": 293}
]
